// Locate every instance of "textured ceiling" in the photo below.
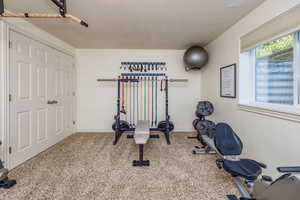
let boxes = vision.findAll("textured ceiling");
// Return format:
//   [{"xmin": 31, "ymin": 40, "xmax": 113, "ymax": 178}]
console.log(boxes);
[{"xmin": 4, "ymin": 0, "xmax": 265, "ymax": 49}]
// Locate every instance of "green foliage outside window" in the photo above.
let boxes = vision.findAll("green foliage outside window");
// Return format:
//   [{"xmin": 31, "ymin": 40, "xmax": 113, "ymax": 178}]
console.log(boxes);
[{"xmin": 256, "ymin": 34, "xmax": 294, "ymax": 61}]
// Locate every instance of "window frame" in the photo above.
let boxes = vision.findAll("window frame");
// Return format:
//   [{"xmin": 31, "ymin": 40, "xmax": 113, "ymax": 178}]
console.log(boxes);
[{"xmin": 239, "ymin": 30, "xmax": 300, "ymax": 120}]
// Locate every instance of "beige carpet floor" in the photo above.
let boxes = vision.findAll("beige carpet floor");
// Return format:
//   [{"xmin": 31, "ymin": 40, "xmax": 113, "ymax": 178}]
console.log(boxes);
[{"xmin": 0, "ymin": 133, "xmax": 238, "ymax": 200}]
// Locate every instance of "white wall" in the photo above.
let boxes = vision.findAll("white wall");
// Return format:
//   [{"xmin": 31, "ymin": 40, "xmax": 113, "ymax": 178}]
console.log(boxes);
[
  {"xmin": 0, "ymin": 18, "xmax": 75, "ymax": 166},
  {"xmin": 203, "ymin": 0, "xmax": 300, "ymax": 177},
  {"xmin": 76, "ymin": 49, "xmax": 201, "ymax": 132}
]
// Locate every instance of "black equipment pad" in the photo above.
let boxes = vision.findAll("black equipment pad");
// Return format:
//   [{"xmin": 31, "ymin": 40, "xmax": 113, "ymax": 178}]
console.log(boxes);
[{"xmin": 277, "ymin": 167, "xmax": 300, "ymax": 173}]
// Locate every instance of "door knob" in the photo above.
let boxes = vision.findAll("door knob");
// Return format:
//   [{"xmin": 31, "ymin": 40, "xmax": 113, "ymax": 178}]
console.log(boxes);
[
  {"xmin": 47, "ymin": 100, "xmax": 55, "ymax": 104},
  {"xmin": 47, "ymin": 100, "xmax": 58, "ymax": 104}
]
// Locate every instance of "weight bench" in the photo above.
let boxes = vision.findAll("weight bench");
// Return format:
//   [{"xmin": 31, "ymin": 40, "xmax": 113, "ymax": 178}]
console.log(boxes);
[{"xmin": 128, "ymin": 120, "xmax": 159, "ymax": 167}]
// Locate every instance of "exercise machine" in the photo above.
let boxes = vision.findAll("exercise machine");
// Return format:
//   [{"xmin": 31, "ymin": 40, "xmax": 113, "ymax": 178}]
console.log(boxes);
[
  {"xmin": 0, "ymin": 159, "xmax": 16, "ymax": 189},
  {"xmin": 213, "ymin": 123, "xmax": 300, "ymax": 200},
  {"xmin": 0, "ymin": 0, "xmax": 88, "ymax": 27},
  {"xmin": 97, "ymin": 75, "xmax": 187, "ymax": 166},
  {"xmin": 189, "ymin": 101, "xmax": 216, "ymax": 154},
  {"xmin": 127, "ymin": 120, "xmax": 160, "ymax": 166}
]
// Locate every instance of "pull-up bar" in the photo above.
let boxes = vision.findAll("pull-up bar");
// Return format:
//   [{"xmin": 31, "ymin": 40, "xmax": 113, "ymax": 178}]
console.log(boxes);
[{"xmin": 0, "ymin": 0, "xmax": 88, "ymax": 27}]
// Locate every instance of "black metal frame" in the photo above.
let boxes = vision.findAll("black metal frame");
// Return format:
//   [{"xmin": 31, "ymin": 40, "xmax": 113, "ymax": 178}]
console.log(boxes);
[
  {"xmin": 113, "ymin": 78, "xmax": 122, "ymax": 145},
  {"xmin": 127, "ymin": 134, "xmax": 159, "ymax": 166},
  {"xmin": 112, "ymin": 76, "xmax": 172, "ymax": 146},
  {"xmin": 50, "ymin": 0, "xmax": 67, "ymax": 16},
  {"xmin": 0, "ymin": 0, "xmax": 66, "ymax": 16},
  {"xmin": 0, "ymin": 0, "xmax": 4, "ymax": 15},
  {"xmin": 112, "ymin": 76, "xmax": 172, "ymax": 166},
  {"xmin": 220, "ymin": 64, "xmax": 237, "ymax": 98},
  {"xmin": 0, "ymin": 0, "xmax": 88, "ymax": 27},
  {"xmin": 132, "ymin": 145, "xmax": 150, "ymax": 166}
]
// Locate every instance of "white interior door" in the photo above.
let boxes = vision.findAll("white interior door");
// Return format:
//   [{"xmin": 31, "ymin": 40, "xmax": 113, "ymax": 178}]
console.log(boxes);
[{"xmin": 9, "ymin": 30, "xmax": 74, "ymax": 168}]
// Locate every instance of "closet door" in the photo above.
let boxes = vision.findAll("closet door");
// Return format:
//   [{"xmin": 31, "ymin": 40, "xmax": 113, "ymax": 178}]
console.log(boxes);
[
  {"xmin": 9, "ymin": 31, "xmax": 50, "ymax": 168},
  {"xmin": 63, "ymin": 56, "xmax": 75, "ymax": 136},
  {"xmin": 9, "ymin": 30, "xmax": 75, "ymax": 168}
]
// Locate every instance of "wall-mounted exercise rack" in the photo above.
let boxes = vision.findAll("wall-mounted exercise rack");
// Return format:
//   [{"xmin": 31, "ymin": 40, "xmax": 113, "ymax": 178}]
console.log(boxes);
[
  {"xmin": 97, "ymin": 76, "xmax": 188, "ymax": 145},
  {"xmin": 121, "ymin": 73, "xmax": 166, "ymax": 77},
  {"xmin": 120, "ymin": 62, "xmax": 167, "ymax": 72}
]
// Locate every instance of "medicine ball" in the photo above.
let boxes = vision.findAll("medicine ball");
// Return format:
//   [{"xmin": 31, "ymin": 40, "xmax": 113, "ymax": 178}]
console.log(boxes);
[{"xmin": 183, "ymin": 46, "xmax": 209, "ymax": 71}]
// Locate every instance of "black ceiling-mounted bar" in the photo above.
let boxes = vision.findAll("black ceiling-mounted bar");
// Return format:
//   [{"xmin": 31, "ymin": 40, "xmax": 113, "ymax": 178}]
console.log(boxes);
[
  {"xmin": 0, "ymin": 0, "xmax": 88, "ymax": 27},
  {"xmin": 0, "ymin": 0, "xmax": 4, "ymax": 15},
  {"xmin": 51, "ymin": 0, "xmax": 66, "ymax": 16}
]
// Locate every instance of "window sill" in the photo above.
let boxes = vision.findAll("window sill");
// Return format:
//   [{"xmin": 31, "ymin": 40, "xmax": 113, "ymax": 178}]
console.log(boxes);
[{"xmin": 238, "ymin": 102, "xmax": 300, "ymax": 123}]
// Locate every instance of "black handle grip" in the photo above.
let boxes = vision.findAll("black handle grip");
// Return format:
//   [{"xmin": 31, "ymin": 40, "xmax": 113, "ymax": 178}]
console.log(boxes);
[{"xmin": 80, "ymin": 20, "xmax": 89, "ymax": 27}]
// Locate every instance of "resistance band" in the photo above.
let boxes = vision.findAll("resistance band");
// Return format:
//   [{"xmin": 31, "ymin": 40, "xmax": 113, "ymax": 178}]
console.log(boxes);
[
  {"xmin": 133, "ymin": 76, "xmax": 136, "ymax": 127},
  {"xmin": 140, "ymin": 77, "xmax": 143, "ymax": 121},
  {"xmin": 137, "ymin": 76, "xmax": 139, "ymax": 122},
  {"xmin": 151, "ymin": 77, "xmax": 154, "ymax": 127},
  {"xmin": 121, "ymin": 76, "xmax": 125, "ymax": 114},
  {"xmin": 124, "ymin": 76, "xmax": 128, "ymax": 121},
  {"xmin": 155, "ymin": 77, "xmax": 158, "ymax": 126},
  {"xmin": 129, "ymin": 78, "xmax": 132, "ymax": 127},
  {"xmin": 160, "ymin": 79, "xmax": 164, "ymax": 92},
  {"xmin": 148, "ymin": 77, "xmax": 151, "ymax": 123},
  {"xmin": 144, "ymin": 77, "xmax": 147, "ymax": 120}
]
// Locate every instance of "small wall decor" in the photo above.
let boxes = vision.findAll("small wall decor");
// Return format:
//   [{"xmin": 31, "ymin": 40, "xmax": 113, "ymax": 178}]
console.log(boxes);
[{"xmin": 220, "ymin": 64, "xmax": 236, "ymax": 98}]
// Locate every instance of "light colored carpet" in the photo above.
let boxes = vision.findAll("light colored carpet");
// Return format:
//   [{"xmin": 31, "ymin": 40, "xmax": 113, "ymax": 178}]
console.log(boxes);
[{"xmin": 0, "ymin": 132, "xmax": 238, "ymax": 200}]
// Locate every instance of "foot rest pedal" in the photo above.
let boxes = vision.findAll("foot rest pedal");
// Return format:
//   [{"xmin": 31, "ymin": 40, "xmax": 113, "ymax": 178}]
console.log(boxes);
[
  {"xmin": 0, "ymin": 179, "xmax": 17, "ymax": 189},
  {"xmin": 187, "ymin": 136, "xmax": 198, "ymax": 139},
  {"xmin": 227, "ymin": 195, "xmax": 239, "ymax": 200},
  {"xmin": 133, "ymin": 160, "xmax": 150, "ymax": 167}
]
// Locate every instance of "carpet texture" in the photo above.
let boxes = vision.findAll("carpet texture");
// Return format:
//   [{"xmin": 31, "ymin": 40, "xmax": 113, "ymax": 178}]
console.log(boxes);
[{"xmin": 0, "ymin": 133, "xmax": 238, "ymax": 200}]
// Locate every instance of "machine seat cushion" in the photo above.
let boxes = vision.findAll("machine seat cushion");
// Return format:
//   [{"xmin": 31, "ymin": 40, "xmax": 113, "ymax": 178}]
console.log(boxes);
[
  {"xmin": 134, "ymin": 120, "xmax": 150, "ymax": 145},
  {"xmin": 214, "ymin": 123, "xmax": 243, "ymax": 156},
  {"xmin": 222, "ymin": 159, "xmax": 262, "ymax": 181}
]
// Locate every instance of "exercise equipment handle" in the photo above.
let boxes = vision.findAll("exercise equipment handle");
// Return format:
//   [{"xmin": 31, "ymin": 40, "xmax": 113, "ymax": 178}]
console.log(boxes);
[
  {"xmin": 97, "ymin": 78, "xmax": 117, "ymax": 82},
  {"xmin": 169, "ymin": 79, "xmax": 188, "ymax": 82}
]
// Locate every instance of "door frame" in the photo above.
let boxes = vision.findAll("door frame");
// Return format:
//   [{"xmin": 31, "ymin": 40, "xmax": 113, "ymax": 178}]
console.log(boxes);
[
  {"xmin": 0, "ymin": 21, "xmax": 10, "ymax": 169},
  {"xmin": 0, "ymin": 21, "xmax": 75, "ymax": 170}
]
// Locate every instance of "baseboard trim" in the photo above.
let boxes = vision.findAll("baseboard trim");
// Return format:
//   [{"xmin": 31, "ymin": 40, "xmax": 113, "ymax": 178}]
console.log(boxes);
[{"xmin": 75, "ymin": 131, "xmax": 196, "ymax": 134}]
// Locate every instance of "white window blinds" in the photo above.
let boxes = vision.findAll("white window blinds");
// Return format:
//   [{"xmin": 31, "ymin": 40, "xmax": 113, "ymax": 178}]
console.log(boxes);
[{"xmin": 241, "ymin": 5, "xmax": 300, "ymax": 52}]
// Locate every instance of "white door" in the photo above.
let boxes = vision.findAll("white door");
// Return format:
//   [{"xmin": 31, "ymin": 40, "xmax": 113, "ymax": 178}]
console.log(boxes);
[
  {"xmin": 51, "ymin": 52, "xmax": 74, "ymax": 143},
  {"xmin": 9, "ymin": 31, "xmax": 74, "ymax": 168}
]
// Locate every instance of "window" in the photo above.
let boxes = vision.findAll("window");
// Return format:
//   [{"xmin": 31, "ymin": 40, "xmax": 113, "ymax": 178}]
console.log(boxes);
[
  {"xmin": 239, "ymin": 31, "xmax": 300, "ymax": 116},
  {"xmin": 254, "ymin": 34, "xmax": 294, "ymax": 105}
]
